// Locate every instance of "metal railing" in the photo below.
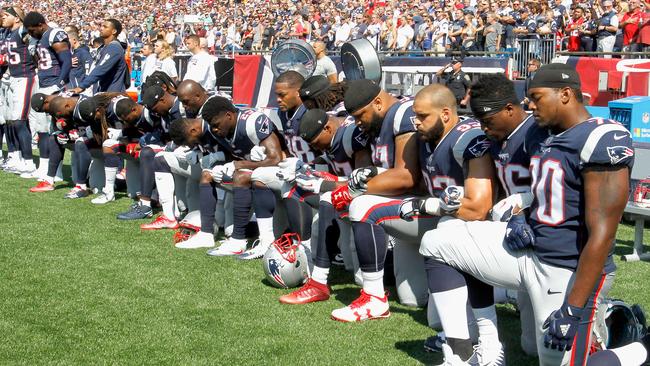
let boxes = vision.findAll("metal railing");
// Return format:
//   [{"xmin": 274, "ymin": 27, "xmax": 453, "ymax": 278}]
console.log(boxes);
[{"xmin": 511, "ymin": 36, "xmax": 557, "ymax": 79}]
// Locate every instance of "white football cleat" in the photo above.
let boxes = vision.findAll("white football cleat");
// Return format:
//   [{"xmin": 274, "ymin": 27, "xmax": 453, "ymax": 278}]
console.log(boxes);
[
  {"xmin": 237, "ymin": 239, "xmax": 268, "ymax": 260},
  {"xmin": 206, "ymin": 238, "xmax": 247, "ymax": 256},
  {"xmin": 437, "ymin": 344, "xmax": 471, "ymax": 366},
  {"xmin": 466, "ymin": 339, "xmax": 505, "ymax": 366},
  {"xmin": 330, "ymin": 290, "xmax": 390, "ymax": 322},
  {"xmin": 175, "ymin": 231, "xmax": 215, "ymax": 249},
  {"xmin": 20, "ymin": 169, "xmax": 41, "ymax": 179},
  {"xmin": 91, "ymin": 192, "xmax": 115, "ymax": 205}
]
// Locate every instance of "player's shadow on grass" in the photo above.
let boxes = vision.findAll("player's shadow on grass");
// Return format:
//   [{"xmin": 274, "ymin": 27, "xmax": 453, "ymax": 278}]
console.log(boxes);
[
  {"xmin": 394, "ymin": 339, "xmax": 443, "ymax": 365},
  {"xmin": 615, "ymin": 239, "xmax": 650, "ymax": 256}
]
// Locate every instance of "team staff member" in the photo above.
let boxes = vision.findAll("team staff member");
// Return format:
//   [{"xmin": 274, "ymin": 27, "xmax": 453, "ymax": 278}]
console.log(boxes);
[
  {"xmin": 70, "ymin": 19, "xmax": 128, "ymax": 94},
  {"xmin": 183, "ymin": 34, "xmax": 217, "ymax": 92},
  {"xmin": 436, "ymin": 56, "xmax": 471, "ymax": 108}
]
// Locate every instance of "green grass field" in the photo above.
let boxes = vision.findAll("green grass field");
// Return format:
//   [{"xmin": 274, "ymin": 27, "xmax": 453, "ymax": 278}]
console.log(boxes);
[{"xmin": 1, "ymin": 162, "xmax": 649, "ymax": 365}]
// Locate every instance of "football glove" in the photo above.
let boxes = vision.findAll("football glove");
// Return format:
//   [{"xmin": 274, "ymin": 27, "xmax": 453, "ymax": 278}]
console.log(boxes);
[
  {"xmin": 107, "ymin": 128, "xmax": 122, "ymax": 141},
  {"xmin": 250, "ymin": 146, "xmax": 267, "ymax": 162},
  {"xmin": 543, "ymin": 303, "xmax": 584, "ymax": 352},
  {"xmin": 55, "ymin": 118, "xmax": 67, "ymax": 131},
  {"xmin": 439, "ymin": 186, "xmax": 464, "ymax": 214},
  {"xmin": 277, "ymin": 157, "xmax": 308, "ymax": 182},
  {"xmin": 349, "ymin": 166, "xmax": 379, "ymax": 190},
  {"xmin": 211, "ymin": 162, "xmax": 236, "ymax": 184},
  {"xmin": 68, "ymin": 129, "xmax": 80, "ymax": 141},
  {"xmin": 331, "ymin": 185, "xmax": 364, "ymax": 211},
  {"xmin": 399, "ymin": 198, "xmax": 426, "ymax": 221},
  {"xmin": 295, "ymin": 173, "xmax": 324, "ymax": 193},
  {"xmin": 200, "ymin": 151, "xmax": 226, "ymax": 169},
  {"xmin": 504, "ymin": 214, "xmax": 535, "ymax": 251},
  {"xmin": 491, "ymin": 192, "xmax": 534, "ymax": 222},
  {"xmin": 56, "ymin": 133, "xmax": 69, "ymax": 145},
  {"xmin": 126, "ymin": 143, "xmax": 140, "ymax": 158}
]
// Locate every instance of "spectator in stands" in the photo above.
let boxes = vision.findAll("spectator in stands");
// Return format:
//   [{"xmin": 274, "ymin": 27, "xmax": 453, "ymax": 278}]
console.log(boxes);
[
  {"xmin": 153, "ymin": 39, "xmax": 178, "ymax": 82},
  {"xmin": 261, "ymin": 19, "xmax": 275, "ymax": 51},
  {"xmin": 365, "ymin": 13, "xmax": 382, "ymax": 49},
  {"xmin": 432, "ymin": 9, "xmax": 450, "ymax": 54},
  {"xmin": 620, "ymin": 0, "xmax": 643, "ymax": 54},
  {"xmin": 395, "ymin": 15, "xmax": 415, "ymax": 52},
  {"xmin": 484, "ymin": 12, "xmax": 503, "ymax": 54},
  {"xmin": 436, "ymin": 56, "xmax": 471, "ymax": 107},
  {"xmin": 350, "ymin": 13, "xmax": 367, "ymax": 41},
  {"xmin": 638, "ymin": 3, "xmax": 650, "ymax": 51},
  {"xmin": 312, "ymin": 41, "xmax": 337, "ymax": 84},
  {"xmin": 596, "ymin": 0, "xmax": 619, "ymax": 57},
  {"xmin": 183, "ymin": 35, "xmax": 217, "ymax": 91},
  {"xmin": 335, "ymin": 14, "xmax": 352, "ymax": 48},
  {"xmin": 524, "ymin": 57, "xmax": 541, "ymax": 95}
]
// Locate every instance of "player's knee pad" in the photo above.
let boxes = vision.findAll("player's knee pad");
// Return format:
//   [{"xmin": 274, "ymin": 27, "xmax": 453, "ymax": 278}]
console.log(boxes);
[
  {"xmin": 139, "ymin": 146, "xmax": 156, "ymax": 161},
  {"xmin": 393, "ymin": 239, "xmax": 429, "ymax": 307},
  {"xmin": 104, "ymin": 152, "xmax": 122, "ymax": 168}
]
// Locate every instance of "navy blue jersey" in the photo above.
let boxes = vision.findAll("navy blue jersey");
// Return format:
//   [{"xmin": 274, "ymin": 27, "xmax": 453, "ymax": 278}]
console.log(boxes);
[
  {"xmin": 105, "ymin": 95, "xmax": 129, "ymax": 129},
  {"xmin": 36, "ymin": 28, "xmax": 70, "ymax": 87},
  {"xmin": 71, "ymin": 94, "xmax": 90, "ymax": 125},
  {"xmin": 491, "ymin": 115, "xmax": 549, "ymax": 196},
  {"xmin": 69, "ymin": 45, "xmax": 92, "ymax": 89},
  {"xmin": 79, "ymin": 41, "xmax": 127, "ymax": 92},
  {"xmin": 198, "ymin": 120, "xmax": 231, "ymax": 157},
  {"xmin": 419, "ymin": 118, "xmax": 491, "ymax": 197},
  {"xmin": 525, "ymin": 118, "xmax": 634, "ymax": 271},
  {"xmin": 370, "ymin": 98, "xmax": 416, "ymax": 169},
  {"xmin": 5, "ymin": 27, "xmax": 36, "ymax": 78},
  {"xmin": 326, "ymin": 101, "xmax": 348, "ymax": 117},
  {"xmin": 279, "ymin": 104, "xmax": 315, "ymax": 163},
  {"xmin": 324, "ymin": 116, "xmax": 369, "ymax": 176},
  {"xmin": 0, "ymin": 28, "xmax": 8, "ymax": 57},
  {"xmin": 225, "ymin": 109, "xmax": 276, "ymax": 159},
  {"xmin": 159, "ymin": 97, "xmax": 186, "ymax": 132}
]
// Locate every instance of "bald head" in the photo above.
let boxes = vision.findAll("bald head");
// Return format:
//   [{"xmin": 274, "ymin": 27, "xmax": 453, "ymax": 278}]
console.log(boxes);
[
  {"xmin": 48, "ymin": 96, "xmax": 77, "ymax": 119},
  {"xmin": 177, "ymin": 80, "xmax": 208, "ymax": 115},
  {"xmin": 415, "ymin": 84, "xmax": 457, "ymax": 112},
  {"xmin": 312, "ymin": 41, "xmax": 326, "ymax": 56}
]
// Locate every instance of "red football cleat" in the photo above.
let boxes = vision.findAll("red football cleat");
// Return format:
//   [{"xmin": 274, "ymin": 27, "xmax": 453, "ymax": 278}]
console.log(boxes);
[
  {"xmin": 279, "ymin": 278, "xmax": 331, "ymax": 304},
  {"xmin": 29, "ymin": 181, "xmax": 54, "ymax": 192},
  {"xmin": 140, "ymin": 215, "xmax": 179, "ymax": 230}
]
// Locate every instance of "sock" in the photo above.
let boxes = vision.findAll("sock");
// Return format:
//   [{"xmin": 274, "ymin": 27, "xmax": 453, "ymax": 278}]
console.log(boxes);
[
  {"xmin": 140, "ymin": 198, "xmax": 151, "ymax": 207},
  {"xmin": 315, "ymin": 201, "xmax": 340, "ymax": 268},
  {"xmin": 256, "ymin": 217, "xmax": 275, "ymax": 247},
  {"xmin": 155, "ymin": 172, "xmax": 176, "ymax": 219},
  {"xmin": 361, "ymin": 269, "xmax": 385, "ymax": 298},
  {"xmin": 610, "ymin": 342, "xmax": 646, "ymax": 366},
  {"xmin": 77, "ymin": 183, "xmax": 87, "ymax": 190},
  {"xmin": 37, "ymin": 157, "xmax": 48, "ymax": 176},
  {"xmin": 311, "ymin": 265, "xmax": 330, "ymax": 285},
  {"xmin": 473, "ymin": 305, "xmax": 499, "ymax": 343},
  {"xmin": 139, "ymin": 147, "xmax": 156, "ymax": 198},
  {"xmin": 44, "ymin": 176, "xmax": 54, "ymax": 184},
  {"xmin": 74, "ymin": 141, "xmax": 92, "ymax": 183},
  {"xmin": 200, "ymin": 183, "xmax": 218, "ymax": 234},
  {"xmin": 104, "ymin": 167, "xmax": 118, "ymax": 196},
  {"xmin": 432, "ymin": 287, "xmax": 471, "ymax": 340},
  {"xmin": 232, "ymin": 187, "xmax": 252, "ymax": 240},
  {"xmin": 353, "ymin": 222, "xmax": 388, "ymax": 273}
]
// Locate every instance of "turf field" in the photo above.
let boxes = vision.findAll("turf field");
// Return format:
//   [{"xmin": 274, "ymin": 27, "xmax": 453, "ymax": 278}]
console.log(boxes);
[{"xmin": 1, "ymin": 164, "xmax": 649, "ymax": 365}]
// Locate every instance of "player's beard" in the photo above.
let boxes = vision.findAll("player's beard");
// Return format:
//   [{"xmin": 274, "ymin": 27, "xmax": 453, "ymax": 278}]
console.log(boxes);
[
  {"xmin": 366, "ymin": 110, "xmax": 384, "ymax": 137},
  {"xmin": 421, "ymin": 118, "xmax": 445, "ymax": 144}
]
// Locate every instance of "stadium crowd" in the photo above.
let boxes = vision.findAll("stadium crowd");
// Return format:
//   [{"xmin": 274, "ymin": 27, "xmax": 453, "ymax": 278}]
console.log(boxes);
[
  {"xmin": 12, "ymin": 0, "xmax": 650, "ymax": 55},
  {"xmin": 1, "ymin": 2, "xmax": 650, "ymax": 366}
]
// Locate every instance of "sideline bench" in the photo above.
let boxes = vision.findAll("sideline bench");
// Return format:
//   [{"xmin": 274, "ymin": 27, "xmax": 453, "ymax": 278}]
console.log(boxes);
[{"xmin": 622, "ymin": 145, "xmax": 650, "ymax": 262}]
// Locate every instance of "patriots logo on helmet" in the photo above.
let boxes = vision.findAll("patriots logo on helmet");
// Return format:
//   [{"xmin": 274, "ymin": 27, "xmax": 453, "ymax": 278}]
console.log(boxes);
[
  {"xmin": 468, "ymin": 137, "xmax": 491, "ymax": 157},
  {"xmin": 607, "ymin": 146, "xmax": 634, "ymax": 164},
  {"xmin": 267, "ymin": 258, "xmax": 286, "ymax": 287}
]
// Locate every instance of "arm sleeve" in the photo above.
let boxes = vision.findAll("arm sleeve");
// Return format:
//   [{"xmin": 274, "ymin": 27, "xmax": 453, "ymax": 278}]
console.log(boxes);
[{"xmin": 78, "ymin": 44, "xmax": 122, "ymax": 89}]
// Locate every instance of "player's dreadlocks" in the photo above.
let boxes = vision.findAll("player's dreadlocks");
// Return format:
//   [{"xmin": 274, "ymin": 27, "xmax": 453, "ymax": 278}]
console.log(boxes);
[
  {"xmin": 307, "ymin": 81, "xmax": 347, "ymax": 112},
  {"xmin": 142, "ymin": 71, "xmax": 177, "ymax": 95},
  {"xmin": 88, "ymin": 92, "xmax": 129, "ymax": 144}
]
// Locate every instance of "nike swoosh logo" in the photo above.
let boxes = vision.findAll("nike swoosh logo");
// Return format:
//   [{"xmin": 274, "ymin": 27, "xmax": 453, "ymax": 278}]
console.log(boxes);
[
  {"xmin": 547, "ymin": 289, "xmax": 562, "ymax": 295},
  {"xmin": 614, "ymin": 134, "xmax": 627, "ymax": 140}
]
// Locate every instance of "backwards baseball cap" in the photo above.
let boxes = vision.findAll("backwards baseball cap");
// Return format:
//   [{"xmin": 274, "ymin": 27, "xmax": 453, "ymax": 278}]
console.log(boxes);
[
  {"xmin": 299, "ymin": 108, "xmax": 329, "ymax": 142},
  {"xmin": 77, "ymin": 97, "xmax": 99, "ymax": 123},
  {"xmin": 299, "ymin": 75, "xmax": 330, "ymax": 100},
  {"xmin": 141, "ymin": 85, "xmax": 165, "ymax": 109},
  {"xmin": 31, "ymin": 93, "xmax": 48, "ymax": 112},
  {"xmin": 344, "ymin": 79, "xmax": 381, "ymax": 114},
  {"xmin": 528, "ymin": 63, "xmax": 581, "ymax": 90}
]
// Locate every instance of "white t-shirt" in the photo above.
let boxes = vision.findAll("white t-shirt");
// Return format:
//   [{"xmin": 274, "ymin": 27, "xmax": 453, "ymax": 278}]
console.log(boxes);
[
  {"xmin": 154, "ymin": 57, "xmax": 178, "ymax": 79},
  {"xmin": 183, "ymin": 51, "xmax": 218, "ymax": 91},
  {"xmin": 140, "ymin": 54, "xmax": 158, "ymax": 83},
  {"xmin": 396, "ymin": 25, "xmax": 414, "ymax": 49}
]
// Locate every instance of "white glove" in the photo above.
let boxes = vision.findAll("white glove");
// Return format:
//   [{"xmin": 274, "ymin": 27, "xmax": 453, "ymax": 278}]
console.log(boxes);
[
  {"xmin": 349, "ymin": 166, "xmax": 379, "ymax": 190},
  {"xmin": 295, "ymin": 173, "xmax": 324, "ymax": 193},
  {"xmin": 210, "ymin": 162, "xmax": 235, "ymax": 183},
  {"xmin": 210, "ymin": 165, "xmax": 226, "ymax": 183},
  {"xmin": 185, "ymin": 149, "xmax": 201, "ymax": 165},
  {"xmin": 107, "ymin": 128, "xmax": 122, "ymax": 140},
  {"xmin": 201, "ymin": 151, "xmax": 226, "ymax": 169},
  {"xmin": 277, "ymin": 157, "xmax": 307, "ymax": 182},
  {"xmin": 250, "ymin": 146, "xmax": 267, "ymax": 162},
  {"xmin": 56, "ymin": 133, "xmax": 69, "ymax": 145},
  {"xmin": 173, "ymin": 146, "xmax": 191, "ymax": 163},
  {"xmin": 491, "ymin": 192, "xmax": 534, "ymax": 222},
  {"xmin": 68, "ymin": 129, "xmax": 80, "ymax": 141},
  {"xmin": 439, "ymin": 186, "xmax": 464, "ymax": 214}
]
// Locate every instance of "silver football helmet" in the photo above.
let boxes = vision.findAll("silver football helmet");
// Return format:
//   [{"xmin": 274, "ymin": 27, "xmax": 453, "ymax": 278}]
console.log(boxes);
[
  {"xmin": 173, "ymin": 211, "xmax": 201, "ymax": 244},
  {"xmin": 263, "ymin": 233, "xmax": 310, "ymax": 289}
]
